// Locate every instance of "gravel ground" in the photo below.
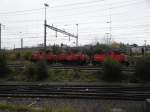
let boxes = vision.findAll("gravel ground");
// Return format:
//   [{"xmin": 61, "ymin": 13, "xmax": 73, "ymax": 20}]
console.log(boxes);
[{"xmin": 0, "ymin": 97, "xmax": 146, "ymax": 112}]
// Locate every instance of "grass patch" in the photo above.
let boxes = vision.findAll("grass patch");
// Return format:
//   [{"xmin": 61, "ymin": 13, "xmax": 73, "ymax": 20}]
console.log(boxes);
[
  {"xmin": 0, "ymin": 103, "xmax": 77, "ymax": 112},
  {"xmin": 0, "ymin": 103, "xmax": 34, "ymax": 112},
  {"xmin": 4, "ymin": 67, "xmax": 101, "ymax": 82},
  {"xmin": 48, "ymin": 69, "xmax": 101, "ymax": 82}
]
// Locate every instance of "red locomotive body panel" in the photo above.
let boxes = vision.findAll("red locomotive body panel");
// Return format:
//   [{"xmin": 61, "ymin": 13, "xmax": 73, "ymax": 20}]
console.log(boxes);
[
  {"xmin": 57, "ymin": 53, "xmax": 67, "ymax": 62},
  {"xmin": 46, "ymin": 53, "xmax": 57, "ymax": 62},
  {"xmin": 65, "ymin": 53, "xmax": 88, "ymax": 62},
  {"xmin": 31, "ymin": 52, "xmax": 46, "ymax": 61},
  {"xmin": 65, "ymin": 54, "xmax": 78, "ymax": 61},
  {"xmin": 109, "ymin": 52, "xmax": 127, "ymax": 63},
  {"xmin": 93, "ymin": 51, "xmax": 127, "ymax": 63},
  {"xmin": 79, "ymin": 54, "xmax": 87, "ymax": 61},
  {"xmin": 93, "ymin": 54, "xmax": 106, "ymax": 62}
]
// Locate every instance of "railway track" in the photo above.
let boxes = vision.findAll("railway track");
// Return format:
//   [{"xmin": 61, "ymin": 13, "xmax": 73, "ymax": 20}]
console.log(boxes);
[
  {"xmin": 0, "ymin": 84, "xmax": 149, "ymax": 101},
  {"xmin": 7, "ymin": 64, "xmax": 135, "ymax": 72},
  {"xmin": 48, "ymin": 66, "xmax": 135, "ymax": 72}
]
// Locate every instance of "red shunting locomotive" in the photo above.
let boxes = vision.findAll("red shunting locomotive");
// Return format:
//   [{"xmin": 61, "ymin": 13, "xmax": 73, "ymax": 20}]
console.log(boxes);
[{"xmin": 31, "ymin": 51, "xmax": 128, "ymax": 65}]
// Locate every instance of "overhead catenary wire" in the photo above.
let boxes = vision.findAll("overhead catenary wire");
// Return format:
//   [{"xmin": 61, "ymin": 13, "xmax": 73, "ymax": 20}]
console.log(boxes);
[
  {"xmin": 50, "ymin": 0, "xmax": 143, "ymax": 9},
  {"xmin": 48, "ymin": 0, "xmax": 146, "ymax": 17},
  {"xmin": 0, "ymin": 0, "xmax": 148, "ymax": 25},
  {"xmin": 2, "ymin": 28, "xmax": 150, "ymax": 37},
  {"xmin": 2, "ymin": 28, "xmax": 150, "ymax": 41},
  {"xmin": 2, "ymin": 13, "xmax": 150, "ymax": 29},
  {"xmin": 0, "ymin": 8, "xmax": 43, "ymax": 15},
  {"xmin": 0, "ymin": 0, "xmax": 146, "ymax": 17},
  {"xmin": 1, "ymin": 0, "xmax": 150, "ymax": 48},
  {"xmin": 0, "ymin": 0, "xmax": 146, "ymax": 18},
  {"xmin": 0, "ymin": 0, "xmax": 139, "ymax": 15}
]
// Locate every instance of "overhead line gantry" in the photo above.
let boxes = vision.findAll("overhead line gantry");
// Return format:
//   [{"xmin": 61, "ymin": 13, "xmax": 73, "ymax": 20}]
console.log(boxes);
[
  {"xmin": 44, "ymin": 3, "xmax": 78, "ymax": 51},
  {"xmin": 46, "ymin": 24, "xmax": 78, "ymax": 46}
]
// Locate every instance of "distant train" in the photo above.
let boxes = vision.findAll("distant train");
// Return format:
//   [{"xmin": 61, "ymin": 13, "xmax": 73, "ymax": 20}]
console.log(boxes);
[
  {"xmin": 92, "ymin": 51, "xmax": 128, "ymax": 65},
  {"xmin": 31, "ymin": 51, "xmax": 128, "ymax": 65}
]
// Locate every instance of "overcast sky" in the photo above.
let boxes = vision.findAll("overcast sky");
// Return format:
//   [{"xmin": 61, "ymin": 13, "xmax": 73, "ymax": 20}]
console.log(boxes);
[{"xmin": 0, "ymin": 0, "xmax": 150, "ymax": 49}]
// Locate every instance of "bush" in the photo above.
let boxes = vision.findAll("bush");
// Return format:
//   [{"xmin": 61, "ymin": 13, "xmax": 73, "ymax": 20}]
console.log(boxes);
[
  {"xmin": 15, "ymin": 52, "xmax": 21, "ymax": 59},
  {"xmin": 35, "ymin": 61, "xmax": 48, "ymax": 81},
  {"xmin": 0, "ymin": 54, "xmax": 10, "ymax": 77},
  {"xmin": 23, "ymin": 62, "xmax": 36, "ymax": 81},
  {"xmin": 102, "ymin": 57, "xmax": 122, "ymax": 82},
  {"xmin": 23, "ymin": 51, "xmax": 32, "ymax": 60},
  {"xmin": 134, "ymin": 56, "xmax": 150, "ymax": 82},
  {"xmin": 6, "ymin": 53, "xmax": 16, "ymax": 61},
  {"xmin": 73, "ymin": 68, "xmax": 80, "ymax": 80}
]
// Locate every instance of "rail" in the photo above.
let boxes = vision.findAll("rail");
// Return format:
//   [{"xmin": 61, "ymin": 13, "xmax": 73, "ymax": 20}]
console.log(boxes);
[
  {"xmin": 7, "ymin": 64, "xmax": 135, "ymax": 72},
  {"xmin": 0, "ymin": 84, "xmax": 149, "ymax": 101}
]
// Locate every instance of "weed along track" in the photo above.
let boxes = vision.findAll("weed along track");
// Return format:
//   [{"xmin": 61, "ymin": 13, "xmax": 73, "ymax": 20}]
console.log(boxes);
[{"xmin": 0, "ymin": 84, "xmax": 149, "ymax": 100}]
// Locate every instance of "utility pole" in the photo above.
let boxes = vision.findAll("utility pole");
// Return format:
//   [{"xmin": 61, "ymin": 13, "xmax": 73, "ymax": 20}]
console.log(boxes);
[
  {"xmin": 44, "ymin": 3, "xmax": 49, "ymax": 51},
  {"xmin": 76, "ymin": 24, "xmax": 78, "ymax": 47},
  {"xmin": 144, "ymin": 40, "xmax": 147, "ymax": 46},
  {"xmin": 0, "ymin": 23, "xmax": 1, "ymax": 50},
  {"xmin": 144, "ymin": 40, "xmax": 147, "ymax": 55},
  {"xmin": 14, "ymin": 44, "xmax": 15, "ymax": 51},
  {"xmin": 21, "ymin": 38, "xmax": 23, "ymax": 49}
]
